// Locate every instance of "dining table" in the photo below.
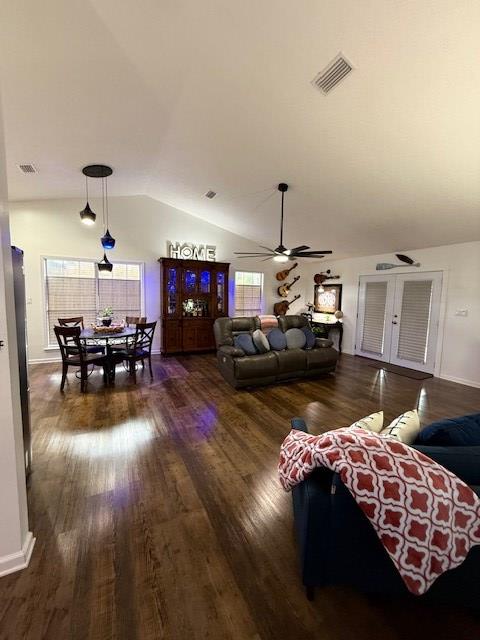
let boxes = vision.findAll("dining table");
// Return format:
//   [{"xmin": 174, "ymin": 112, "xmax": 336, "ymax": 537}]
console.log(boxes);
[{"xmin": 79, "ymin": 327, "xmax": 137, "ymax": 382}]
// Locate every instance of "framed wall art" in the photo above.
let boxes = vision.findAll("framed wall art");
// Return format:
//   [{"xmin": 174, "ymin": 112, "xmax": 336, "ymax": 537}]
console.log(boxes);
[{"xmin": 314, "ymin": 283, "xmax": 342, "ymax": 314}]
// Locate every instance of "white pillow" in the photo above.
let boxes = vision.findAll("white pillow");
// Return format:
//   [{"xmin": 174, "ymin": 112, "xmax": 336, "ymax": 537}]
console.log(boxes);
[
  {"xmin": 380, "ymin": 410, "xmax": 420, "ymax": 444},
  {"xmin": 350, "ymin": 411, "xmax": 384, "ymax": 433}
]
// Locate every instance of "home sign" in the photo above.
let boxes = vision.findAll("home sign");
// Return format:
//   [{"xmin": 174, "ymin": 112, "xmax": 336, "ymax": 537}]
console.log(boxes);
[{"xmin": 168, "ymin": 241, "xmax": 217, "ymax": 261}]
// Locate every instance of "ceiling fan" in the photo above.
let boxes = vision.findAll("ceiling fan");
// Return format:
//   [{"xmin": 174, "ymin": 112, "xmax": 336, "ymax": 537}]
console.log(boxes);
[{"xmin": 234, "ymin": 183, "xmax": 332, "ymax": 262}]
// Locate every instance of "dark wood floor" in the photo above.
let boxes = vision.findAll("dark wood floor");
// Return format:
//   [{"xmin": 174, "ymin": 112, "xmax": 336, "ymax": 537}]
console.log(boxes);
[{"xmin": 0, "ymin": 354, "xmax": 479, "ymax": 640}]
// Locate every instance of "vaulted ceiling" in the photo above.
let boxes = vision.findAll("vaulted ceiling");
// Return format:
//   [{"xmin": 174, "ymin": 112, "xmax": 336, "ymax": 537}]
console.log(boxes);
[{"xmin": 1, "ymin": 0, "xmax": 480, "ymax": 258}]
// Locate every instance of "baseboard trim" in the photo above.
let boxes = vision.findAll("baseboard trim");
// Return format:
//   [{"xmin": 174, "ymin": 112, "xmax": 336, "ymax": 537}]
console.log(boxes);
[
  {"xmin": 0, "ymin": 531, "xmax": 35, "ymax": 578},
  {"xmin": 439, "ymin": 374, "xmax": 480, "ymax": 389},
  {"xmin": 30, "ymin": 349, "xmax": 162, "ymax": 365}
]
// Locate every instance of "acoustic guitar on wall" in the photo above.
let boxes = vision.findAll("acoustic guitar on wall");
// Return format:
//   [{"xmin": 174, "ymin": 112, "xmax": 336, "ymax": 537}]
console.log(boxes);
[
  {"xmin": 277, "ymin": 275, "xmax": 300, "ymax": 298},
  {"xmin": 274, "ymin": 294, "xmax": 301, "ymax": 316},
  {"xmin": 275, "ymin": 262, "xmax": 298, "ymax": 282}
]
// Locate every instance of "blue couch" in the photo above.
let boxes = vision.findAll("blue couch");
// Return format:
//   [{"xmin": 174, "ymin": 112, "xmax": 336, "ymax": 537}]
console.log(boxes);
[{"xmin": 290, "ymin": 417, "xmax": 480, "ymax": 610}]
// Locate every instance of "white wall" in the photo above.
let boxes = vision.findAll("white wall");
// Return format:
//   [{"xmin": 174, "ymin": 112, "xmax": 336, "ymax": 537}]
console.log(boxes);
[
  {"xmin": 0, "ymin": 96, "xmax": 33, "ymax": 575},
  {"xmin": 9, "ymin": 195, "xmax": 284, "ymax": 362},
  {"xmin": 299, "ymin": 241, "xmax": 480, "ymax": 388}
]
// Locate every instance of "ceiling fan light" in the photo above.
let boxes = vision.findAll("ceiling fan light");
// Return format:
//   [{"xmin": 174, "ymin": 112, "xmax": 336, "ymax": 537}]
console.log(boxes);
[
  {"xmin": 273, "ymin": 254, "xmax": 289, "ymax": 263},
  {"xmin": 79, "ymin": 202, "xmax": 96, "ymax": 225}
]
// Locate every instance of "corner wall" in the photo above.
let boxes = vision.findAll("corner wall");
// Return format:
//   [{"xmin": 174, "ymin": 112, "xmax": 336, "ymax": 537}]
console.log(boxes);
[{"xmin": 300, "ymin": 241, "xmax": 480, "ymax": 388}]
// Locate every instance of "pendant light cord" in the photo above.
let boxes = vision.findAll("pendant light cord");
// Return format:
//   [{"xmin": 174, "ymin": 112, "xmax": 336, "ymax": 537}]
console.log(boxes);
[
  {"xmin": 105, "ymin": 174, "xmax": 109, "ymax": 230},
  {"xmin": 85, "ymin": 175, "xmax": 89, "ymax": 202},
  {"xmin": 280, "ymin": 190, "xmax": 284, "ymax": 247},
  {"xmin": 102, "ymin": 176, "xmax": 106, "ymax": 233}
]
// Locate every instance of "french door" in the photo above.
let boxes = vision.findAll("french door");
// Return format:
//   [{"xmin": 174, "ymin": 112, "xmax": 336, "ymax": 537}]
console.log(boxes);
[{"xmin": 355, "ymin": 272, "xmax": 442, "ymax": 374}]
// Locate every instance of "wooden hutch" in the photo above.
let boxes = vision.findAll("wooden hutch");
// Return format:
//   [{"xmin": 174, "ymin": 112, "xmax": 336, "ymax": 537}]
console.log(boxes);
[{"xmin": 159, "ymin": 257, "xmax": 230, "ymax": 354}]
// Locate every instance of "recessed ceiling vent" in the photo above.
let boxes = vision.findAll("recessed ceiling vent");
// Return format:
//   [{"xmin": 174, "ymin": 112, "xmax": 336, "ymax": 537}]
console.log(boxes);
[
  {"xmin": 17, "ymin": 163, "xmax": 37, "ymax": 174},
  {"xmin": 311, "ymin": 53, "xmax": 353, "ymax": 95},
  {"xmin": 205, "ymin": 190, "xmax": 217, "ymax": 199}
]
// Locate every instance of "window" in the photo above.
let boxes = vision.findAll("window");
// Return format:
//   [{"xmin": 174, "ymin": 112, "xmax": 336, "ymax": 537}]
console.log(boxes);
[
  {"xmin": 44, "ymin": 257, "xmax": 143, "ymax": 347},
  {"xmin": 234, "ymin": 271, "xmax": 264, "ymax": 317}
]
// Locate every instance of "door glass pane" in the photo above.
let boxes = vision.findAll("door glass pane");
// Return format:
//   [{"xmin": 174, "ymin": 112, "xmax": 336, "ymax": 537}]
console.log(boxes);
[
  {"xmin": 200, "ymin": 270, "xmax": 211, "ymax": 293},
  {"xmin": 167, "ymin": 268, "xmax": 177, "ymax": 316},
  {"xmin": 184, "ymin": 269, "xmax": 196, "ymax": 293},
  {"xmin": 361, "ymin": 281, "xmax": 388, "ymax": 355},
  {"xmin": 396, "ymin": 280, "xmax": 433, "ymax": 364},
  {"xmin": 217, "ymin": 272, "xmax": 225, "ymax": 312}
]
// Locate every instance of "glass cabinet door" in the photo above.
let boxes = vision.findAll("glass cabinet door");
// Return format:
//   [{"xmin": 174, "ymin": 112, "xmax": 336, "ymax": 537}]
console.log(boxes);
[
  {"xmin": 216, "ymin": 271, "xmax": 226, "ymax": 315},
  {"xmin": 167, "ymin": 267, "xmax": 178, "ymax": 316},
  {"xmin": 200, "ymin": 269, "xmax": 211, "ymax": 293},
  {"xmin": 184, "ymin": 268, "xmax": 197, "ymax": 294}
]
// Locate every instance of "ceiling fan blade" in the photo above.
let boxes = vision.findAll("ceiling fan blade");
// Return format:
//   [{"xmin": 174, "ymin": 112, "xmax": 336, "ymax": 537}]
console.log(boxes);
[
  {"xmin": 288, "ymin": 245, "xmax": 310, "ymax": 253},
  {"xmin": 293, "ymin": 252, "xmax": 325, "ymax": 260},
  {"xmin": 236, "ymin": 254, "xmax": 274, "ymax": 258},
  {"xmin": 395, "ymin": 253, "xmax": 415, "ymax": 265},
  {"xmin": 234, "ymin": 252, "xmax": 275, "ymax": 255},
  {"xmin": 259, "ymin": 245, "xmax": 281, "ymax": 253},
  {"xmin": 293, "ymin": 250, "xmax": 332, "ymax": 255}
]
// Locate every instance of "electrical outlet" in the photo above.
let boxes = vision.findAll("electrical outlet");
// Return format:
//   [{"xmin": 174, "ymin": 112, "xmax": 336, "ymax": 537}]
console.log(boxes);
[{"xmin": 455, "ymin": 309, "xmax": 468, "ymax": 317}]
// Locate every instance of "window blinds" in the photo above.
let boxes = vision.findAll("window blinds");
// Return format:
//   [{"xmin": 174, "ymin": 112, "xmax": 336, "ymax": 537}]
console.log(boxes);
[
  {"xmin": 45, "ymin": 258, "xmax": 142, "ymax": 346},
  {"xmin": 396, "ymin": 280, "xmax": 433, "ymax": 364},
  {"xmin": 361, "ymin": 281, "xmax": 388, "ymax": 355},
  {"xmin": 235, "ymin": 271, "xmax": 263, "ymax": 317}
]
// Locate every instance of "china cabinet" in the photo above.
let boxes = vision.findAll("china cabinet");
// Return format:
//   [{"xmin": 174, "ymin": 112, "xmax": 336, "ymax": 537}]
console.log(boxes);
[{"xmin": 159, "ymin": 257, "xmax": 230, "ymax": 354}]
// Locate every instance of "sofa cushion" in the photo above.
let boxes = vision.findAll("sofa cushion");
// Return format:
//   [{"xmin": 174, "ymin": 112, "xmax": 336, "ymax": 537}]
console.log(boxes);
[
  {"xmin": 234, "ymin": 333, "xmax": 257, "ymax": 355},
  {"xmin": 350, "ymin": 411, "xmax": 384, "ymax": 433},
  {"xmin": 305, "ymin": 347, "xmax": 335, "ymax": 370},
  {"xmin": 302, "ymin": 326, "xmax": 316, "ymax": 349},
  {"xmin": 268, "ymin": 328, "xmax": 287, "ymax": 351},
  {"xmin": 416, "ymin": 412, "xmax": 480, "ymax": 446},
  {"xmin": 285, "ymin": 328, "xmax": 307, "ymax": 350},
  {"xmin": 234, "ymin": 351, "xmax": 278, "ymax": 380},
  {"xmin": 252, "ymin": 329, "xmax": 270, "ymax": 353},
  {"xmin": 380, "ymin": 410, "xmax": 420, "ymax": 444},
  {"xmin": 412, "ymin": 445, "xmax": 480, "ymax": 486},
  {"xmin": 273, "ymin": 349, "xmax": 307, "ymax": 374}
]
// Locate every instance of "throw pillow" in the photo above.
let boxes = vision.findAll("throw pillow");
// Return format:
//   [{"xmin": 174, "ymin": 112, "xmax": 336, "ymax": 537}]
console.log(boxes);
[
  {"xmin": 285, "ymin": 328, "xmax": 307, "ymax": 350},
  {"xmin": 233, "ymin": 333, "xmax": 257, "ymax": 356},
  {"xmin": 268, "ymin": 328, "xmax": 287, "ymax": 351},
  {"xmin": 416, "ymin": 412, "xmax": 480, "ymax": 446},
  {"xmin": 381, "ymin": 409, "xmax": 420, "ymax": 444},
  {"xmin": 350, "ymin": 411, "xmax": 384, "ymax": 433},
  {"xmin": 302, "ymin": 326, "xmax": 316, "ymax": 349},
  {"xmin": 252, "ymin": 329, "xmax": 270, "ymax": 354}
]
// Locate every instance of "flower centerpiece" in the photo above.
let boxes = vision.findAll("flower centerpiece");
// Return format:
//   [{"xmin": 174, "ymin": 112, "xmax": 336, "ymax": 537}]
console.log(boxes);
[{"xmin": 99, "ymin": 306, "xmax": 114, "ymax": 327}]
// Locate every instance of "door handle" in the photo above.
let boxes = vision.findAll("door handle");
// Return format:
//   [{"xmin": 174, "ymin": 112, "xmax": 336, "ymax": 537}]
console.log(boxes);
[{"xmin": 392, "ymin": 321, "xmax": 398, "ymax": 325}]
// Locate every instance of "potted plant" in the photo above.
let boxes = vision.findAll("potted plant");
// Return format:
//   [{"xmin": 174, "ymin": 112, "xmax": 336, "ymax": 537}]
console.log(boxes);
[{"xmin": 99, "ymin": 306, "xmax": 114, "ymax": 327}]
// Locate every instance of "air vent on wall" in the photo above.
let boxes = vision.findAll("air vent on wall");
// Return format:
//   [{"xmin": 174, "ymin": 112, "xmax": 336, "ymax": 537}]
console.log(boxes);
[
  {"xmin": 311, "ymin": 53, "xmax": 353, "ymax": 95},
  {"xmin": 205, "ymin": 190, "xmax": 217, "ymax": 199},
  {"xmin": 17, "ymin": 163, "xmax": 37, "ymax": 174}
]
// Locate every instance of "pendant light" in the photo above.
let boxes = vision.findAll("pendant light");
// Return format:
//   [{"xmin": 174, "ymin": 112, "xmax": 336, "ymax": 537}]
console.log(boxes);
[
  {"xmin": 98, "ymin": 251, "xmax": 113, "ymax": 272},
  {"xmin": 79, "ymin": 174, "xmax": 96, "ymax": 225},
  {"xmin": 100, "ymin": 172, "xmax": 116, "ymax": 249}
]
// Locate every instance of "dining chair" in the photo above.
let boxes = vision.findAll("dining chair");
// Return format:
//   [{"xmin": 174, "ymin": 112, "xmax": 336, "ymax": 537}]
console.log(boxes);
[
  {"xmin": 114, "ymin": 321, "xmax": 156, "ymax": 383},
  {"xmin": 111, "ymin": 316, "xmax": 147, "ymax": 353},
  {"xmin": 58, "ymin": 316, "xmax": 104, "ymax": 354},
  {"xmin": 54, "ymin": 325, "xmax": 108, "ymax": 393}
]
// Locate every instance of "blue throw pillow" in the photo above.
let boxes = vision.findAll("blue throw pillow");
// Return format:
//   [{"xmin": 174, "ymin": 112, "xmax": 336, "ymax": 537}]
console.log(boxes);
[
  {"xmin": 302, "ymin": 326, "xmax": 316, "ymax": 349},
  {"xmin": 417, "ymin": 412, "xmax": 480, "ymax": 446},
  {"xmin": 233, "ymin": 333, "xmax": 257, "ymax": 355},
  {"xmin": 268, "ymin": 328, "xmax": 287, "ymax": 351}
]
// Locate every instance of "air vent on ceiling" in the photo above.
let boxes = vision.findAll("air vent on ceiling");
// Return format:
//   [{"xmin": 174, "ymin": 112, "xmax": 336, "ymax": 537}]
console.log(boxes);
[
  {"xmin": 311, "ymin": 53, "xmax": 353, "ymax": 95},
  {"xmin": 205, "ymin": 190, "xmax": 217, "ymax": 199},
  {"xmin": 17, "ymin": 163, "xmax": 37, "ymax": 174}
]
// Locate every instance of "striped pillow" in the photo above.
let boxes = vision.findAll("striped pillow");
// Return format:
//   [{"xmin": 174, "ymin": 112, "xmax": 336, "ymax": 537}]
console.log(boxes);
[{"xmin": 257, "ymin": 315, "xmax": 278, "ymax": 333}]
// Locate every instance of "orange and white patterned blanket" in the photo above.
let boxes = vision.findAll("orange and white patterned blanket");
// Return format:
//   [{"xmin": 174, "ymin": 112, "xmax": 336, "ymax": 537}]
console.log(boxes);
[{"xmin": 279, "ymin": 426, "xmax": 480, "ymax": 594}]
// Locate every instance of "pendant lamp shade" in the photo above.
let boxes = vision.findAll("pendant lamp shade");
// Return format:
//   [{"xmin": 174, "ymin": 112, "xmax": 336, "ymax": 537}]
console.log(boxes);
[
  {"xmin": 80, "ymin": 201, "xmax": 96, "ymax": 225},
  {"xmin": 101, "ymin": 228, "xmax": 116, "ymax": 249},
  {"xmin": 98, "ymin": 252, "xmax": 113, "ymax": 272}
]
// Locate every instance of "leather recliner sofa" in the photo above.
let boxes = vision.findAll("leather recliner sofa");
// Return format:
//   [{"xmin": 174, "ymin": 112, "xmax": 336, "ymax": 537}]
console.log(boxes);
[{"xmin": 213, "ymin": 315, "xmax": 338, "ymax": 389}]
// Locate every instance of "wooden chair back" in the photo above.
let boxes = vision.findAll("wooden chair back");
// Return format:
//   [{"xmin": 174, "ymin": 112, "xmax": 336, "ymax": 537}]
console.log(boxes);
[
  {"xmin": 54, "ymin": 325, "xmax": 85, "ymax": 363},
  {"xmin": 131, "ymin": 321, "xmax": 156, "ymax": 354},
  {"xmin": 126, "ymin": 316, "xmax": 147, "ymax": 326},
  {"xmin": 58, "ymin": 316, "xmax": 85, "ymax": 329}
]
